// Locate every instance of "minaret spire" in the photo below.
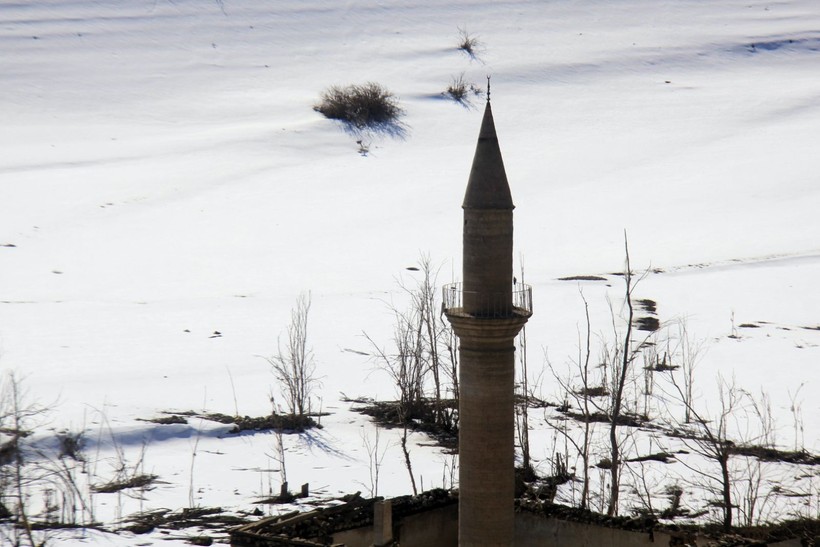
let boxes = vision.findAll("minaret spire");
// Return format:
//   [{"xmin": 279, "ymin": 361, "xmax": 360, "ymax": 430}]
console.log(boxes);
[{"xmin": 462, "ymin": 99, "xmax": 513, "ymax": 210}]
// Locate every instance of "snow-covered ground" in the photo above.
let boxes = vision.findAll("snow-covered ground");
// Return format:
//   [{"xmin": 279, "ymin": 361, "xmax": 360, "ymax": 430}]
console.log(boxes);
[{"xmin": 1, "ymin": 0, "xmax": 819, "ymax": 544}]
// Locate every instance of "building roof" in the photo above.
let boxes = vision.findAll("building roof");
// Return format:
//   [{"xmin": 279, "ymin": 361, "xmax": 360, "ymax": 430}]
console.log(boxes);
[{"xmin": 462, "ymin": 100, "xmax": 514, "ymax": 210}]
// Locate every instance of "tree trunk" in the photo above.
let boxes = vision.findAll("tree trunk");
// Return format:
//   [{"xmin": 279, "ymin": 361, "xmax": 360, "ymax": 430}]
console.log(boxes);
[
  {"xmin": 721, "ymin": 452, "xmax": 733, "ymax": 531},
  {"xmin": 607, "ymin": 235, "xmax": 634, "ymax": 517}
]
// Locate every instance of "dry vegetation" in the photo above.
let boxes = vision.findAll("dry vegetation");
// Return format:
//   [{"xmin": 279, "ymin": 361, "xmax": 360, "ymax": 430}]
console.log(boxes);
[{"xmin": 314, "ymin": 83, "xmax": 404, "ymax": 130}]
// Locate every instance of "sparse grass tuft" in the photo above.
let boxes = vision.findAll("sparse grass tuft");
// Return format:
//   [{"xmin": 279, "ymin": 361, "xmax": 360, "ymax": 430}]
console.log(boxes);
[
  {"xmin": 443, "ymin": 74, "xmax": 484, "ymax": 107},
  {"xmin": 314, "ymin": 83, "xmax": 404, "ymax": 130},
  {"xmin": 457, "ymin": 27, "xmax": 482, "ymax": 58}
]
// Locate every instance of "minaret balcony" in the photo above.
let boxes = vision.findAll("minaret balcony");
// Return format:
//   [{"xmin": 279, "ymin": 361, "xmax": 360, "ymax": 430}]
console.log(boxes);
[{"xmin": 442, "ymin": 282, "xmax": 533, "ymax": 319}]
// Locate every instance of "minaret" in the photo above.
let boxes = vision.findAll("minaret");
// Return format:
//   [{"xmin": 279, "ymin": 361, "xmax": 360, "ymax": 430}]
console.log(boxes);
[{"xmin": 443, "ymin": 96, "xmax": 532, "ymax": 546}]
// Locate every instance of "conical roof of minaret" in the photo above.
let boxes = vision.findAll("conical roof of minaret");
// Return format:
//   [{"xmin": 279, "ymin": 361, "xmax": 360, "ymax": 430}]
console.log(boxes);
[{"xmin": 462, "ymin": 100, "xmax": 514, "ymax": 210}]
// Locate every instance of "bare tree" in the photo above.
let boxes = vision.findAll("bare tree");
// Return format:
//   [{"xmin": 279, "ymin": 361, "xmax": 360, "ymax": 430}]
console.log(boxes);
[
  {"xmin": 546, "ymin": 290, "xmax": 597, "ymax": 509},
  {"xmin": 640, "ymin": 344, "xmax": 657, "ymax": 422},
  {"xmin": 575, "ymin": 295, "xmax": 595, "ymax": 509},
  {"xmin": 546, "ymin": 237, "xmax": 658, "ymax": 516},
  {"xmin": 787, "ymin": 383, "xmax": 805, "ymax": 452},
  {"xmin": 263, "ymin": 418, "xmax": 288, "ymax": 500},
  {"xmin": 364, "ymin": 254, "xmax": 459, "ymax": 431},
  {"xmin": 734, "ymin": 455, "xmax": 777, "ymax": 527},
  {"xmin": 407, "ymin": 255, "xmax": 459, "ymax": 431},
  {"xmin": 515, "ymin": 261, "xmax": 533, "ymax": 476},
  {"xmin": 440, "ymin": 454, "xmax": 458, "ymax": 490},
  {"xmin": 360, "ymin": 256, "xmax": 461, "ymax": 495},
  {"xmin": 362, "ymin": 280, "xmax": 427, "ymax": 497},
  {"xmin": 605, "ymin": 234, "xmax": 653, "ymax": 516},
  {"xmin": 266, "ymin": 292, "xmax": 319, "ymax": 417},
  {"xmin": 400, "ymin": 422, "xmax": 418, "ymax": 496},
  {"xmin": 664, "ymin": 372, "xmax": 744, "ymax": 530},
  {"xmin": 622, "ymin": 435, "xmax": 662, "ymax": 517},
  {"xmin": 516, "ymin": 322, "xmax": 532, "ymax": 473},
  {"xmin": 0, "ymin": 372, "xmax": 47, "ymax": 547},
  {"xmin": 672, "ymin": 320, "xmax": 704, "ymax": 424},
  {"xmin": 360, "ymin": 428, "xmax": 388, "ymax": 498},
  {"xmin": 364, "ymin": 307, "xmax": 426, "ymax": 418}
]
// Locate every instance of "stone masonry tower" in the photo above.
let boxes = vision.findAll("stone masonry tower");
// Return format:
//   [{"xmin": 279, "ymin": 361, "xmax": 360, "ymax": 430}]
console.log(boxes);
[{"xmin": 443, "ymin": 98, "xmax": 532, "ymax": 546}]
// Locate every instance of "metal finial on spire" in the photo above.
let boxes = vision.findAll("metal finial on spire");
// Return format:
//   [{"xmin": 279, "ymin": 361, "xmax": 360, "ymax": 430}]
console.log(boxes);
[{"xmin": 486, "ymin": 75, "xmax": 491, "ymax": 102}]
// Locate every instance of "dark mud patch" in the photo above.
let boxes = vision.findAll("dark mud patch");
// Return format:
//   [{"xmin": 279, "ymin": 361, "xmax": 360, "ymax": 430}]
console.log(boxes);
[
  {"xmin": 730, "ymin": 445, "xmax": 820, "ymax": 465},
  {"xmin": 636, "ymin": 298, "xmax": 657, "ymax": 314},
  {"xmin": 627, "ymin": 452, "xmax": 675, "ymax": 464},
  {"xmin": 632, "ymin": 298, "xmax": 660, "ymax": 332},
  {"xmin": 147, "ymin": 412, "xmax": 319, "ymax": 433},
  {"xmin": 648, "ymin": 362, "xmax": 678, "ymax": 372},
  {"xmin": 558, "ymin": 275, "xmax": 608, "ymax": 281},
  {"xmin": 667, "ymin": 431, "xmax": 820, "ymax": 465},
  {"xmin": 558, "ymin": 408, "xmax": 651, "ymax": 428},
  {"xmin": 145, "ymin": 414, "xmax": 189, "ymax": 425},
  {"xmin": 91, "ymin": 473, "xmax": 158, "ymax": 494},
  {"xmin": 575, "ymin": 385, "xmax": 609, "ymax": 398},
  {"xmin": 204, "ymin": 413, "xmax": 318, "ymax": 434},
  {"xmin": 635, "ymin": 316, "xmax": 660, "ymax": 332}
]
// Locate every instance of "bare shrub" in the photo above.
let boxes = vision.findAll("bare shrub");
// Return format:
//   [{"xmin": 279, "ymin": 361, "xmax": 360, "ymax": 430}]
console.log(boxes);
[
  {"xmin": 444, "ymin": 73, "xmax": 482, "ymax": 105},
  {"xmin": 546, "ymin": 236, "xmax": 655, "ymax": 516},
  {"xmin": 363, "ymin": 255, "xmax": 458, "ymax": 433},
  {"xmin": 547, "ymin": 290, "xmax": 596, "ymax": 509},
  {"xmin": 788, "ymin": 383, "xmax": 805, "ymax": 452},
  {"xmin": 364, "ymin": 309, "xmax": 426, "ymax": 420},
  {"xmin": 0, "ymin": 372, "xmax": 42, "ymax": 547},
  {"xmin": 664, "ymin": 372, "xmax": 743, "ymax": 530},
  {"xmin": 456, "ymin": 27, "xmax": 482, "ymax": 58},
  {"xmin": 670, "ymin": 320, "xmax": 705, "ymax": 424},
  {"xmin": 446, "ymin": 74, "xmax": 469, "ymax": 102},
  {"xmin": 266, "ymin": 292, "xmax": 320, "ymax": 417},
  {"xmin": 359, "ymin": 428, "xmax": 388, "ymax": 498},
  {"xmin": 604, "ymin": 234, "xmax": 655, "ymax": 516},
  {"xmin": 314, "ymin": 83, "xmax": 404, "ymax": 130}
]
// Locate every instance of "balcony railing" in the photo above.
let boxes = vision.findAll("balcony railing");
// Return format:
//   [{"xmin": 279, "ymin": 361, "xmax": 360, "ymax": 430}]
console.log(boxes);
[{"xmin": 442, "ymin": 282, "xmax": 533, "ymax": 318}]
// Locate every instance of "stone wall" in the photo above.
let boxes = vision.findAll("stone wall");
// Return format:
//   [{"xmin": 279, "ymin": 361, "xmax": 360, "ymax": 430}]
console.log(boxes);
[
  {"xmin": 332, "ymin": 507, "xmax": 806, "ymax": 547},
  {"xmin": 232, "ymin": 495, "xmax": 810, "ymax": 547},
  {"xmin": 515, "ymin": 511, "xmax": 671, "ymax": 547},
  {"xmin": 332, "ymin": 503, "xmax": 457, "ymax": 547}
]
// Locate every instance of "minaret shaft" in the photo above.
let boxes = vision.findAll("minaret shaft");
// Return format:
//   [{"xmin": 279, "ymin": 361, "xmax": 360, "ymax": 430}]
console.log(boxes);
[
  {"xmin": 463, "ymin": 209, "xmax": 513, "ymax": 316},
  {"xmin": 456, "ymin": 338, "xmax": 517, "ymax": 546}
]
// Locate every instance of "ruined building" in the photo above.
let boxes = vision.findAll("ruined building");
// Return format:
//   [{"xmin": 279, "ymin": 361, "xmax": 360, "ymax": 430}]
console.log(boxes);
[{"xmin": 230, "ymin": 100, "xmax": 808, "ymax": 547}]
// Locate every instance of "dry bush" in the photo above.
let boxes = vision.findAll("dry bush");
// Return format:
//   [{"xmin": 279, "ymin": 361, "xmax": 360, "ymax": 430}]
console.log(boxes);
[
  {"xmin": 457, "ymin": 27, "xmax": 482, "ymax": 58},
  {"xmin": 445, "ymin": 73, "xmax": 483, "ymax": 105},
  {"xmin": 266, "ymin": 292, "xmax": 319, "ymax": 417},
  {"xmin": 314, "ymin": 83, "xmax": 404, "ymax": 130}
]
